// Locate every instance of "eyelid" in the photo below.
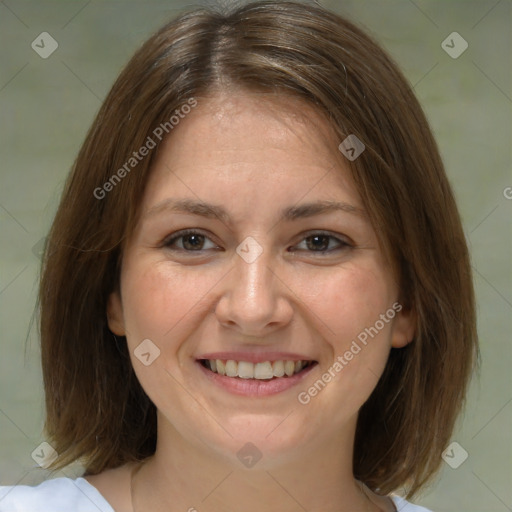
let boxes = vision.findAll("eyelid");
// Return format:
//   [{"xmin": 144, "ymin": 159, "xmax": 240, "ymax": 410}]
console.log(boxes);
[
  {"xmin": 161, "ymin": 229, "xmax": 353, "ymax": 253},
  {"xmin": 161, "ymin": 229, "xmax": 220, "ymax": 250},
  {"xmin": 294, "ymin": 230, "xmax": 353, "ymax": 246},
  {"xmin": 289, "ymin": 231, "xmax": 352, "ymax": 255}
]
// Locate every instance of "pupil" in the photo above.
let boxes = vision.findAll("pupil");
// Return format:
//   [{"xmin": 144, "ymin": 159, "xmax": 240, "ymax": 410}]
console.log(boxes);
[
  {"xmin": 184, "ymin": 234, "xmax": 204, "ymax": 250},
  {"xmin": 308, "ymin": 235, "xmax": 328, "ymax": 251}
]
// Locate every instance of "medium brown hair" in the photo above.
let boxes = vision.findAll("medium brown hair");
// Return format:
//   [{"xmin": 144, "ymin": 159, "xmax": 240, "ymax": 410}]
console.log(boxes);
[{"xmin": 39, "ymin": 0, "xmax": 478, "ymax": 498}]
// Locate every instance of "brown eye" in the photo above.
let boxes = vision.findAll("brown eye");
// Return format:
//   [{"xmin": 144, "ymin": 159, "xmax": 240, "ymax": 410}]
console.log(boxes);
[
  {"xmin": 291, "ymin": 232, "xmax": 351, "ymax": 254},
  {"xmin": 181, "ymin": 233, "xmax": 205, "ymax": 250},
  {"xmin": 305, "ymin": 234, "xmax": 331, "ymax": 251},
  {"xmin": 163, "ymin": 230, "xmax": 218, "ymax": 251}
]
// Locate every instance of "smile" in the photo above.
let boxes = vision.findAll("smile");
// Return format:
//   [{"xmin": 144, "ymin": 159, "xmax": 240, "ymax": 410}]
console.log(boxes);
[
  {"xmin": 199, "ymin": 359, "xmax": 315, "ymax": 379},
  {"xmin": 196, "ymin": 357, "xmax": 318, "ymax": 396}
]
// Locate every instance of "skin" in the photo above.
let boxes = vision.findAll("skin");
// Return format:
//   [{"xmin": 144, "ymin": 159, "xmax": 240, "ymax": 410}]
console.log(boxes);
[{"xmin": 86, "ymin": 91, "xmax": 415, "ymax": 512}]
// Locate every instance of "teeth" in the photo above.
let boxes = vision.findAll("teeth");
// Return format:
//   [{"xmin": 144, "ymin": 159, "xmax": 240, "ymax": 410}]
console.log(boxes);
[
  {"xmin": 204, "ymin": 359, "xmax": 311, "ymax": 379},
  {"xmin": 272, "ymin": 360, "xmax": 285, "ymax": 377},
  {"xmin": 216, "ymin": 359, "xmax": 226, "ymax": 376},
  {"xmin": 238, "ymin": 361, "xmax": 254, "ymax": 379},
  {"xmin": 254, "ymin": 361, "xmax": 273, "ymax": 380},
  {"xmin": 284, "ymin": 360, "xmax": 295, "ymax": 376},
  {"xmin": 225, "ymin": 360, "xmax": 237, "ymax": 377}
]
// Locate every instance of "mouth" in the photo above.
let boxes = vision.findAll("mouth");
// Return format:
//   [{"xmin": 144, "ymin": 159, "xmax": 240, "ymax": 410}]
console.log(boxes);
[
  {"xmin": 199, "ymin": 359, "xmax": 317, "ymax": 379},
  {"xmin": 196, "ymin": 358, "xmax": 318, "ymax": 396}
]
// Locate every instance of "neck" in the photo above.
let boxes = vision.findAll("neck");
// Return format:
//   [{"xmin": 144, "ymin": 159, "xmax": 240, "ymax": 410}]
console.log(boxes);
[{"xmin": 130, "ymin": 413, "xmax": 382, "ymax": 512}]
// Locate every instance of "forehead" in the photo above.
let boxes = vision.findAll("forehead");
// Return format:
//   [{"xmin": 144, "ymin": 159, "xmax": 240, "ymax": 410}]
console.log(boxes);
[{"xmin": 141, "ymin": 91, "xmax": 361, "ymax": 214}]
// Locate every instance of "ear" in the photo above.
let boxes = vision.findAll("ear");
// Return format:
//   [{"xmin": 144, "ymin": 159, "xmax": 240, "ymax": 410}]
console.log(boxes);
[
  {"xmin": 391, "ymin": 304, "xmax": 416, "ymax": 348},
  {"xmin": 107, "ymin": 290, "xmax": 126, "ymax": 336}
]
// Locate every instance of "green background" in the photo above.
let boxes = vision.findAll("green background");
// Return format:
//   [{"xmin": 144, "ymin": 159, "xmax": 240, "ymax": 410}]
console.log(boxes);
[{"xmin": 0, "ymin": 1, "xmax": 510, "ymax": 510}]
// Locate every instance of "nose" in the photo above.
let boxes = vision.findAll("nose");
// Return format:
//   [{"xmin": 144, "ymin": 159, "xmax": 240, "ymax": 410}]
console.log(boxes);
[{"xmin": 214, "ymin": 244, "xmax": 294, "ymax": 336}]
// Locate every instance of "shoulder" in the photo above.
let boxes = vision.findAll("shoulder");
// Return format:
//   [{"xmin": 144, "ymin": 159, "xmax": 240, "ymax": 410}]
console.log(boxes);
[
  {"xmin": 0, "ymin": 477, "xmax": 114, "ymax": 512},
  {"xmin": 390, "ymin": 495, "xmax": 434, "ymax": 511}
]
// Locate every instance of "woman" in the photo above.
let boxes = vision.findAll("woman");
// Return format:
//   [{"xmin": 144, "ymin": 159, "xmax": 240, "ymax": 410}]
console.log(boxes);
[{"xmin": 0, "ymin": 1, "xmax": 477, "ymax": 511}]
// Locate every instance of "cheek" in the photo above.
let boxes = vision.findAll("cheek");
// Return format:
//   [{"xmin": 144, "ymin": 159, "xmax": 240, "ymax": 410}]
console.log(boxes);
[
  {"xmin": 330, "ymin": 267, "xmax": 395, "ymax": 364},
  {"xmin": 293, "ymin": 263, "xmax": 396, "ymax": 414},
  {"xmin": 296, "ymin": 262, "xmax": 395, "ymax": 345},
  {"xmin": 118, "ymin": 258, "xmax": 221, "ymax": 425},
  {"xmin": 120, "ymin": 257, "xmax": 217, "ymax": 353}
]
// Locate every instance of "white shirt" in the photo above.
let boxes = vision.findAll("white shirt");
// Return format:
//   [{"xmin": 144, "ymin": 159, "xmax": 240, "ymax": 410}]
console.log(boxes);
[{"xmin": 0, "ymin": 477, "xmax": 433, "ymax": 511}]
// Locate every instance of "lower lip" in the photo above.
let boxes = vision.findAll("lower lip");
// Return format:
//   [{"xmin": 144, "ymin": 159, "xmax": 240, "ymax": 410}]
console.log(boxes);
[{"xmin": 196, "ymin": 361, "xmax": 317, "ymax": 397}]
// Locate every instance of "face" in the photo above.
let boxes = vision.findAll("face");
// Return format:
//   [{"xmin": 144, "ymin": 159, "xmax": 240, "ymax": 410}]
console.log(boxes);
[{"xmin": 108, "ymin": 92, "xmax": 414, "ymax": 467}]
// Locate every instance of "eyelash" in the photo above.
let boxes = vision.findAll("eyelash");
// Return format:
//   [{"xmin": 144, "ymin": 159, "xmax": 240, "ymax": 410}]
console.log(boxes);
[{"xmin": 162, "ymin": 229, "xmax": 352, "ymax": 255}]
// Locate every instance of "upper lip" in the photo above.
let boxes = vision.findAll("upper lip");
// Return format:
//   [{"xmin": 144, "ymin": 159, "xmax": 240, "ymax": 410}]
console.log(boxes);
[{"xmin": 196, "ymin": 352, "xmax": 317, "ymax": 364}]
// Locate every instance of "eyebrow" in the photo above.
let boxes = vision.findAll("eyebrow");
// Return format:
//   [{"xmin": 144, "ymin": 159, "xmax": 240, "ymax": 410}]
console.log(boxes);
[{"xmin": 144, "ymin": 198, "xmax": 365, "ymax": 223}]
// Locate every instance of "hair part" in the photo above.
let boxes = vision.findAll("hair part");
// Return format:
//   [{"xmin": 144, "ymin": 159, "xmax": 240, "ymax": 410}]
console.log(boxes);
[{"xmin": 39, "ymin": 0, "xmax": 478, "ymax": 498}]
